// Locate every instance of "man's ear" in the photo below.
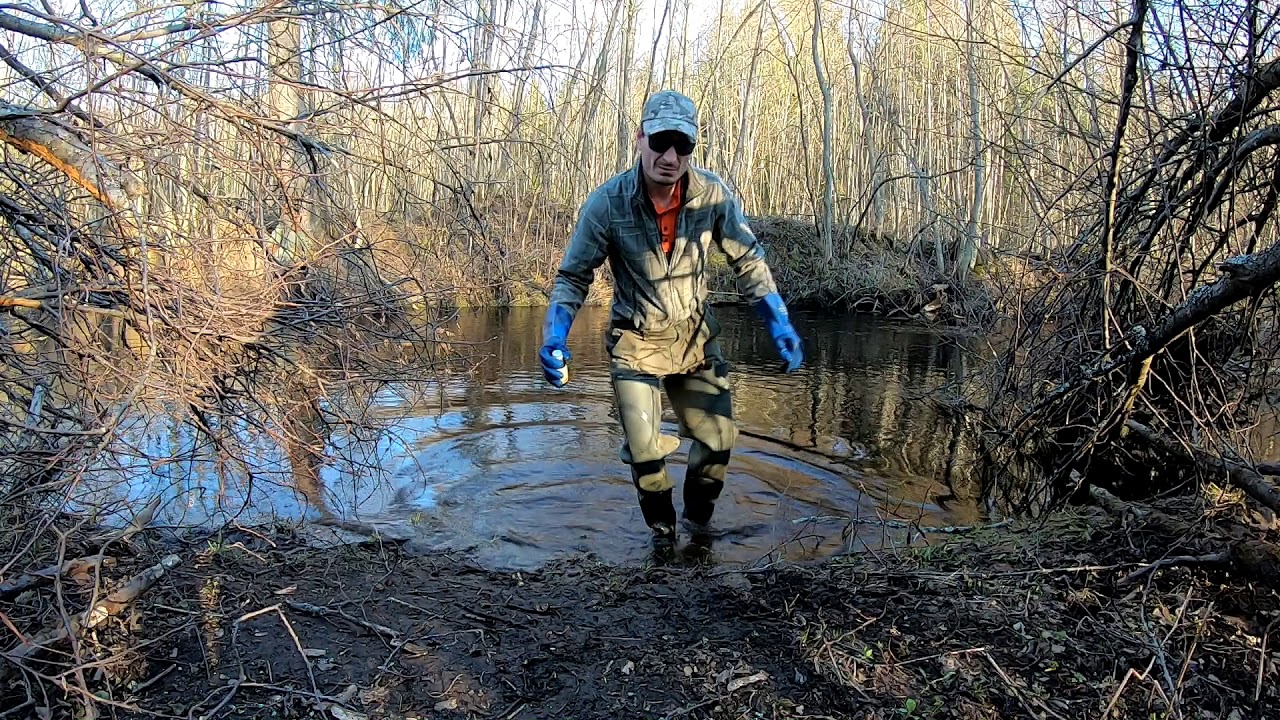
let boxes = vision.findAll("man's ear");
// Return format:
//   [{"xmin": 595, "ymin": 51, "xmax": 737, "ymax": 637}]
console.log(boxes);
[{"xmin": 634, "ymin": 128, "xmax": 644, "ymax": 150}]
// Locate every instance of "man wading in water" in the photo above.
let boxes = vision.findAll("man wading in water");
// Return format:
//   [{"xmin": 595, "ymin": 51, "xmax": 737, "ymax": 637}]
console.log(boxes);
[{"xmin": 538, "ymin": 90, "xmax": 803, "ymax": 548}]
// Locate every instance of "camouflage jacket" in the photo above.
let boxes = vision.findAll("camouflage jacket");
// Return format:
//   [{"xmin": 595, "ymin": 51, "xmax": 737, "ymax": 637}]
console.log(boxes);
[{"xmin": 549, "ymin": 162, "xmax": 779, "ymax": 377}]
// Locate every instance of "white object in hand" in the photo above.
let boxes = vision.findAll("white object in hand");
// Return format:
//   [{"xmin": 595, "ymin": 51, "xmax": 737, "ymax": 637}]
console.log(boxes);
[{"xmin": 550, "ymin": 349, "xmax": 569, "ymax": 385}]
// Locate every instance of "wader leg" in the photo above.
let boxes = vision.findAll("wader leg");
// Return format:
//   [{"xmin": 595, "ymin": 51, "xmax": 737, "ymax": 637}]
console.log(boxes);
[
  {"xmin": 665, "ymin": 359, "xmax": 737, "ymax": 526},
  {"xmin": 611, "ymin": 369, "xmax": 681, "ymax": 537}
]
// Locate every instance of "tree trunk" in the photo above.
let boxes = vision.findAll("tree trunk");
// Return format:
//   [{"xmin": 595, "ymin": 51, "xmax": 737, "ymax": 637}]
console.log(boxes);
[
  {"xmin": 1099, "ymin": 0, "xmax": 1149, "ymax": 345},
  {"xmin": 811, "ymin": 0, "xmax": 835, "ymax": 261},
  {"xmin": 616, "ymin": 0, "xmax": 639, "ymax": 172},
  {"xmin": 956, "ymin": 0, "xmax": 983, "ymax": 282}
]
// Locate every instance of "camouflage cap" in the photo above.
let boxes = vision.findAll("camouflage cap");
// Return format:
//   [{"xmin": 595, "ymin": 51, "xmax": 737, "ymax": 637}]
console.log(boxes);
[{"xmin": 640, "ymin": 90, "xmax": 698, "ymax": 140}]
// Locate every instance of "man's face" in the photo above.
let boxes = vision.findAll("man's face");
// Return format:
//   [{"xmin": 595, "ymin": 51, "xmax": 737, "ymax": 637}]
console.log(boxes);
[{"xmin": 637, "ymin": 130, "xmax": 694, "ymax": 186}]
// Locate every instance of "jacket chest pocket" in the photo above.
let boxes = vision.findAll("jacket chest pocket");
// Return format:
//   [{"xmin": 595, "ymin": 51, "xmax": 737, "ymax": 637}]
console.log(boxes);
[{"xmin": 614, "ymin": 225, "xmax": 667, "ymax": 277}]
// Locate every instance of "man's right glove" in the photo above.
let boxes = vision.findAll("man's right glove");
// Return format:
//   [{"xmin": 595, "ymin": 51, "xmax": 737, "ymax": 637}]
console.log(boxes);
[
  {"xmin": 754, "ymin": 292, "xmax": 803, "ymax": 373},
  {"xmin": 538, "ymin": 303, "xmax": 574, "ymax": 387}
]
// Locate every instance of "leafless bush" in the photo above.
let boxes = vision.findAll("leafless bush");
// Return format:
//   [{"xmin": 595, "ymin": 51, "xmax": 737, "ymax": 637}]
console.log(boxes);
[{"xmin": 981, "ymin": 0, "xmax": 1280, "ymax": 514}]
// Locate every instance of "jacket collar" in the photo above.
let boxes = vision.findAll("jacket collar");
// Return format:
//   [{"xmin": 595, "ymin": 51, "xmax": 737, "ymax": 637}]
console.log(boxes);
[{"xmin": 628, "ymin": 161, "xmax": 706, "ymax": 209}]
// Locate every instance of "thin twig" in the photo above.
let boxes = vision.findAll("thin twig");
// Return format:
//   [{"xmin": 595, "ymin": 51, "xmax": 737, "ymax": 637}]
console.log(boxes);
[
  {"xmin": 130, "ymin": 663, "xmax": 177, "ymax": 695},
  {"xmin": 188, "ymin": 679, "xmax": 239, "ymax": 720},
  {"xmin": 982, "ymin": 650, "xmax": 1068, "ymax": 720},
  {"xmin": 274, "ymin": 608, "xmax": 319, "ymax": 699},
  {"xmin": 1258, "ymin": 624, "xmax": 1271, "ymax": 703},
  {"xmin": 284, "ymin": 600, "xmax": 428, "ymax": 654},
  {"xmin": 1117, "ymin": 552, "xmax": 1229, "ymax": 587}
]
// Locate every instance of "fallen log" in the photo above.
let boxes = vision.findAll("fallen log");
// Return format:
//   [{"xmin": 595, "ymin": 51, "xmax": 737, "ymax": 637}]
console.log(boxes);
[
  {"xmin": 1014, "ymin": 237, "xmax": 1280, "ymax": 434},
  {"xmin": 0, "ymin": 105, "xmax": 142, "ymax": 211},
  {"xmin": 1124, "ymin": 420, "xmax": 1280, "ymax": 512},
  {"xmin": 1089, "ymin": 486, "xmax": 1280, "ymax": 584}
]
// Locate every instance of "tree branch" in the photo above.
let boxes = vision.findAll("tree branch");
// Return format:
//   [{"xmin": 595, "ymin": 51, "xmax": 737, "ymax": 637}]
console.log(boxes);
[{"xmin": 0, "ymin": 106, "xmax": 143, "ymax": 209}]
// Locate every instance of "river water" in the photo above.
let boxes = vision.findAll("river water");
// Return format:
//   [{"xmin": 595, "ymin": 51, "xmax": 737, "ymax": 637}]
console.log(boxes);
[{"xmin": 78, "ymin": 305, "xmax": 990, "ymax": 570}]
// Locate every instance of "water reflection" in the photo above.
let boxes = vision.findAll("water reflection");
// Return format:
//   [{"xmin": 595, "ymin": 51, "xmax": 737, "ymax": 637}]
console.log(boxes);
[{"xmin": 78, "ymin": 305, "xmax": 988, "ymax": 570}]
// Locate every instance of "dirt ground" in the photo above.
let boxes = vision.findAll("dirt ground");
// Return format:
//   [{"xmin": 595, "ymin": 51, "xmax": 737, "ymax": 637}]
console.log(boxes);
[{"xmin": 3, "ymin": 503, "xmax": 1278, "ymax": 720}]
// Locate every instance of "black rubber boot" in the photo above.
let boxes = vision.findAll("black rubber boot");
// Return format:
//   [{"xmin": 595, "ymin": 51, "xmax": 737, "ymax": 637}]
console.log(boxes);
[
  {"xmin": 683, "ymin": 449, "xmax": 729, "ymax": 528},
  {"xmin": 639, "ymin": 488, "xmax": 677, "ymax": 542},
  {"xmin": 631, "ymin": 459, "xmax": 677, "ymax": 544}
]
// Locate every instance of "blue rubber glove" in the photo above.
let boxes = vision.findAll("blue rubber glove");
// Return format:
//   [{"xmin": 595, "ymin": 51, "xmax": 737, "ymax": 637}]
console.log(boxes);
[
  {"xmin": 538, "ymin": 303, "xmax": 574, "ymax": 387},
  {"xmin": 754, "ymin": 293, "xmax": 803, "ymax": 373}
]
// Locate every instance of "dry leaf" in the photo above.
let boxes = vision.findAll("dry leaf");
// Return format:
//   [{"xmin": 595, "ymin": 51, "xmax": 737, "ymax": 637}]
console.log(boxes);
[
  {"xmin": 621, "ymin": 660, "xmax": 635, "ymax": 676},
  {"xmin": 727, "ymin": 671, "xmax": 769, "ymax": 693},
  {"xmin": 274, "ymin": 585, "xmax": 298, "ymax": 596},
  {"xmin": 302, "ymin": 648, "xmax": 327, "ymax": 658},
  {"xmin": 336, "ymin": 685, "xmax": 358, "ymax": 704},
  {"xmin": 434, "ymin": 698, "xmax": 459, "ymax": 711}
]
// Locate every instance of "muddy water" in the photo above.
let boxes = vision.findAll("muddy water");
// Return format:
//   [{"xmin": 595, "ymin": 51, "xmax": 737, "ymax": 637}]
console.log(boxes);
[{"xmin": 80, "ymin": 305, "xmax": 989, "ymax": 570}]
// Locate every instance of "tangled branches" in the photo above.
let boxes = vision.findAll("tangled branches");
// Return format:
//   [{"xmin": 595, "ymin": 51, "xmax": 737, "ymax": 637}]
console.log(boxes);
[
  {"xmin": 984, "ymin": 0, "xmax": 1280, "ymax": 514},
  {"xmin": 0, "ymin": 3, "xmax": 476, "ymax": 714}
]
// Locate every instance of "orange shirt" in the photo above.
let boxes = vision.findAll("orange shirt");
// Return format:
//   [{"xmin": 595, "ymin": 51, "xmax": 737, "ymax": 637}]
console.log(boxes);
[{"xmin": 652, "ymin": 179, "xmax": 684, "ymax": 256}]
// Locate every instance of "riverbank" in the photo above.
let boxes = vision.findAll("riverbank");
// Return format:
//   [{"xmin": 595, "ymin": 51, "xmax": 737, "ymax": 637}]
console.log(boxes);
[
  {"xmin": 5, "ymin": 495, "xmax": 1275, "ymax": 719},
  {"xmin": 368, "ymin": 211, "xmax": 999, "ymax": 325}
]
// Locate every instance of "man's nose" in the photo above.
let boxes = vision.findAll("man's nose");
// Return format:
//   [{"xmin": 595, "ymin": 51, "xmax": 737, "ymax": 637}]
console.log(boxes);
[{"xmin": 661, "ymin": 148, "xmax": 679, "ymax": 163}]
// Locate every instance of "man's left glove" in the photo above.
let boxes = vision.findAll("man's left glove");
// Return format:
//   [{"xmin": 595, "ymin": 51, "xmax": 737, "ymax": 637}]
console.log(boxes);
[
  {"xmin": 539, "ymin": 303, "xmax": 574, "ymax": 387},
  {"xmin": 755, "ymin": 292, "xmax": 803, "ymax": 373}
]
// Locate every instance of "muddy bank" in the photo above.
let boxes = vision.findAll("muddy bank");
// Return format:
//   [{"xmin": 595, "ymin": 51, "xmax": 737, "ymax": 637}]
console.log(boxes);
[{"xmin": 4, "ymin": 502, "xmax": 1276, "ymax": 720}]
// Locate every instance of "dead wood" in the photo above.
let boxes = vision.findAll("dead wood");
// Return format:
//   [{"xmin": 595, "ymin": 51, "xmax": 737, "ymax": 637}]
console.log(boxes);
[
  {"xmin": 1087, "ymin": 485, "xmax": 1192, "ymax": 537},
  {"xmin": 1090, "ymin": 482, "xmax": 1280, "ymax": 585},
  {"xmin": 0, "ymin": 106, "xmax": 142, "ymax": 210},
  {"xmin": 0, "ymin": 554, "xmax": 180, "ymax": 681},
  {"xmin": 0, "ymin": 556, "xmax": 105, "ymax": 602},
  {"xmin": 1124, "ymin": 420, "xmax": 1280, "ymax": 512},
  {"xmin": 1118, "ymin": 553, "xmax": 1230, "ymax": 587},
  {"xmin": 82, "ymin": 553, "xmax": 179, "ymax": 629},
  {"xmin": 284, "ymin": 599, "xmax": 428, "ymax": 655},
  {"xmin": 1016, "ymin": 238, "xmax": 1280, "ymax": 436}
]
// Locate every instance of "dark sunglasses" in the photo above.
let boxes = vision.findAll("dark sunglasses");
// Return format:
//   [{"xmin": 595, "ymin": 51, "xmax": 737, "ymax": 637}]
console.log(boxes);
[{"xmin": 647, "ymin": 131, "xmax": 696, "ymax": 156}]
